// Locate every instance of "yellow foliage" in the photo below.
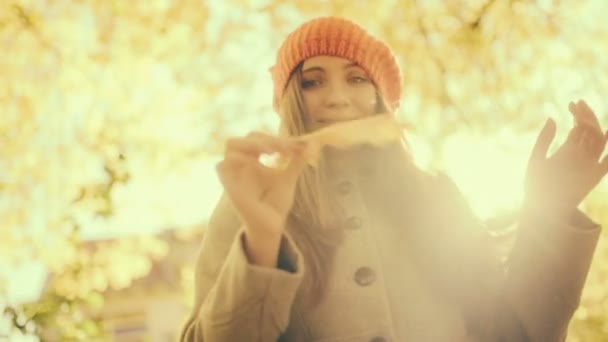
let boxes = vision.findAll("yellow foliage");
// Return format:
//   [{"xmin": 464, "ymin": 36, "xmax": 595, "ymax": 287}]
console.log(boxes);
[{"xmin": 1, "ymin": 0, "xmax": 607, "ymax": 340}]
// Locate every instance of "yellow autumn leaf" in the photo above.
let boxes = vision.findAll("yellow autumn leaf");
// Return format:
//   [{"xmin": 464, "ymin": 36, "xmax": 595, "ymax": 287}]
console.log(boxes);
[
  {"xmin": 259, "ymin": 114, "xmax": 408, "ymax": 169},
  {"xmin": 297, "ymin": 114, "xmax": 409, "ymax": 167}
]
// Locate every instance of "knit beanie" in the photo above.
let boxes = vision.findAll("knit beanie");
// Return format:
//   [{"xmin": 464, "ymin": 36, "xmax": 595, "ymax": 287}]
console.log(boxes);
[{"xmin": 270, "ymin": 17, "xmax": 402, "ymax": 112}]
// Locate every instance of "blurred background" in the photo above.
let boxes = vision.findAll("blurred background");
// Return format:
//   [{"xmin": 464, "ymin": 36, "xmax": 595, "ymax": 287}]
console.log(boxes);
[{"xmin": 1, "ymin": 0, "xmax": 607, "ymax": 341}]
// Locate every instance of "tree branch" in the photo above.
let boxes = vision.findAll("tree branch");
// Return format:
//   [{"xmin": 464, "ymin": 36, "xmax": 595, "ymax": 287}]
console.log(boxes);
[{"xmin": 414, "ymin": 0, "xmax": 473, "ymax": 130}]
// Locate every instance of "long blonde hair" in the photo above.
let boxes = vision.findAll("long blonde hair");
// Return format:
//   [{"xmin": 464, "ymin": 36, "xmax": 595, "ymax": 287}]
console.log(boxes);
[
  {"xmin": 277, "ymin": 64, "xmax": 343, "ymax": 306},
  {"xmin": 276, "ymin": 63, "xmax": 412, "ymax": 307}
]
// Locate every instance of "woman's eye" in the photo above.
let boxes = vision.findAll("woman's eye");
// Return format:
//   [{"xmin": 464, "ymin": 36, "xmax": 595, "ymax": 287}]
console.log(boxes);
[
  {"xmin": 350, "ymin": 76, "xmax": 369, "ymax": 84},
  {"xmin": 301, "ymin": 79, "xmax": 320, "ymax": 88}
]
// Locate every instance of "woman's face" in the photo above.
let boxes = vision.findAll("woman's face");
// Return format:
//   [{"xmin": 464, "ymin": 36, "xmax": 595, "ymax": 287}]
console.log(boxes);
[{"xmin": 300, "ymin": 56, "xmax": 377, "ymax": 128}]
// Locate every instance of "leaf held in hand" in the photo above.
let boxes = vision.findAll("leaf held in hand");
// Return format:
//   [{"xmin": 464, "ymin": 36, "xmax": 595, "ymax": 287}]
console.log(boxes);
[{"xmin": 296, "ymin": 114, "xmax": 408, "ymax": 167}]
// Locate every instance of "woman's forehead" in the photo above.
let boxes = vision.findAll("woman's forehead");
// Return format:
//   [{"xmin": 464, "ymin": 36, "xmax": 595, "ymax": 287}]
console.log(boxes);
[{"xmin": 302, "ymin": 55, "xmax": 360, "ymax": 70}]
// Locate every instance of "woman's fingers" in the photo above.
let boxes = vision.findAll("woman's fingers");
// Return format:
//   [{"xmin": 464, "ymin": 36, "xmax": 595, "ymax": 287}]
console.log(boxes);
[
  {"xmin": 216, "ymin": 152, "xmax": 251, "ymax": 188},
  {"xmin": 219, "ymin": 140, "xmax": 308, "ymax": 186},
  {"xmin": 566, "ymin": 125, "xmax": 583, "ymax": 145},
  {"xmin": 223, "ymin": 150, "xmax": 261, "ymax": 169},
  {"xmin": 581, "ymin": 129, "xmax": 605, "ymax": 158},
  {"xmin": 577, "ymin": 100, "xmax": 602, "ymax": 130},
  {"xmin": 568, "ymin": 100, "xmax": 605, "ymax": 154},
  {"xmin": 225, "ymin": 132, "xmax": 294, "ymax": 157},
  {"xmin": 217, "ymin": 151, "xmax": 277, "ymax": 213},
  {"xmin": 570, "ymin": 100, "xmax": 604, "ymax": 137},
  {"xmin": 569, "ymin": 101, "xmax": 592, "ymax": 127},
  {"xmin": 528, "ymin": 118, "xmax": 556, "ymax": 170},
  {"xmin": 221, "ymin": 149, "xmax": 288, "ymax": 183},
  {"xmin": 563, "ymin": 125, "xmax": 604, "ymax": 161}
]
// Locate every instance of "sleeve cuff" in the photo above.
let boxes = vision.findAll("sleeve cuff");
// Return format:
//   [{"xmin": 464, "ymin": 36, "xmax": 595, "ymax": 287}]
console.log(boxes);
[
  {"xmin": 201, "ymin": 228, "xmax": 304, "ymax": 324},
  {"xmin": 511, "ymin": 208, "xmax": 601, "ymax": 304},
  {"xmin": 504, "ymin": 209, "xmax": 601, "ymax": 340},
  {"xmin": 570, "ymin": 208, "xmax": 602, "ymax": 231}
]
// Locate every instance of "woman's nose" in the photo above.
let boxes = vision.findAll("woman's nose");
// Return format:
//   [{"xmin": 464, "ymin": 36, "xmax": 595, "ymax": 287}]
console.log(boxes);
[{"xmin": 323, "ymin": 82, "xmax": 350, "ymax": 109}]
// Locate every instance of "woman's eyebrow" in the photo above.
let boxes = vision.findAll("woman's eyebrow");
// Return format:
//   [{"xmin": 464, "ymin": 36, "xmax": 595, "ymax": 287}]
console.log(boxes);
[
  {"xmin": 302, "ymin": 62, "xmax": 360, "ymax": 74},
  {"xmin": 343, "ymin": 62, "xmax": 359, "ymax": 70},
  {"xmin": 302, "ymin": 66, "xmax": 325, "ymax": 73}
]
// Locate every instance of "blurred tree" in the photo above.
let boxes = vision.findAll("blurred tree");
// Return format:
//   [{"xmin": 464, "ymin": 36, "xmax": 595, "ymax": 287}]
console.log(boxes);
[{"xmin": 1, "ymin": 0, "xmax": 607, "ymax": 340}]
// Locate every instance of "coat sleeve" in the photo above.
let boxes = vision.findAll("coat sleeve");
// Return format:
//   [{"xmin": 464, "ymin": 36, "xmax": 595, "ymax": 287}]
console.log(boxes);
[
  {"xmin": 178, "ymin": 194, "xmax": 305, "ymax": 342},
  {"xmin": 504, "ymin": 206, "xmax": 601, "ymax": 341},
  {"xmin": 437, "ymin": 174, "xmax": 601, "ymax": 342}
]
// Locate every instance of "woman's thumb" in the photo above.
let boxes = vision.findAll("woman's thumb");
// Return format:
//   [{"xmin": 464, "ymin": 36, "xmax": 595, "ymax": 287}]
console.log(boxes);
[{"xmin": 528, "ymin": 117, "xmax": 556, "ymax": 167}]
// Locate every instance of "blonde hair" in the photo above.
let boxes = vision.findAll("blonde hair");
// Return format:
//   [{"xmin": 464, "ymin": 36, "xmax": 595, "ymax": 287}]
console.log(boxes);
[
  {"xmin": 276, "ymin": 63, "xmax": 406, "ymax": 307},
  {"xmin": 277, "ymin": 64, "xmax": 343, "ymax": 306}
]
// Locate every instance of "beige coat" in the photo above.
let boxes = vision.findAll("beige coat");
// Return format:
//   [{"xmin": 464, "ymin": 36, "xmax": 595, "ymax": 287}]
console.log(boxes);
[{"xmin": 179, "ymin": 169, "xmax": 601, "ymax": 342}]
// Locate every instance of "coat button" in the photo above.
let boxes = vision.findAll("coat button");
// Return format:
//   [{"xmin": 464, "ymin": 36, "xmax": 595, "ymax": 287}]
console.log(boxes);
[
  {"xmin": 354, "ymin": 266, "xmax": 376, "ymax": 286},
  {"xmin": 370, "ymin": 337, "xmax": 387, "ymax": 342},
  {"xmin": 336, "ymin": 181, "xmax": 352, "ymax": 195},
  {"xmin": 344, "ymin": 216, "xmax": 362, "ymax": 230}
]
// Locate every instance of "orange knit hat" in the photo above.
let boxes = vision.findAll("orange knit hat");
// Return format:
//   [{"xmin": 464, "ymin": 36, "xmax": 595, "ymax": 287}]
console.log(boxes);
[{"xmin": 270, "ymin": 17, "xmax": 402, "ymax": 112}]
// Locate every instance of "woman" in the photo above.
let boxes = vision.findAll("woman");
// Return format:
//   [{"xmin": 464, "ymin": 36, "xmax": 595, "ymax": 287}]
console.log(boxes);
[{"xmin": 180, "ymin": 17, "xmax": 606, "ymax": 341}]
